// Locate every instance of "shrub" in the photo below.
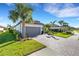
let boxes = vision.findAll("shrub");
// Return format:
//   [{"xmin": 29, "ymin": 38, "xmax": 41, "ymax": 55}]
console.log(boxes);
[
  {"xmin": 48, "ymin": 31, "xmax": 53, "ymax": 35},
  {"xmin": 66, "ymin": 31, "xmax": 73, "ymax": 35},
  {"xmin": 7, "ymin": 27, "xmax": 20, "ymax": 41},
  {"xmin": 43, "ymin": 27, "xmax": 48, "ymax": 33},
  {"xmin": 13, "ymin": 30, "xmax": 20, "ymax": 41},
  {"xmin": 8, "ymin": 28, "xmax": 14, "ymax": 33}
]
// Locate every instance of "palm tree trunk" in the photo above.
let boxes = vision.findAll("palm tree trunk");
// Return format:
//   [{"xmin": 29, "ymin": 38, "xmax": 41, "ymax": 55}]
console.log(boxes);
[{"xmin": 22, "ymin": 20, "xmax": 25, "ymax": 38}]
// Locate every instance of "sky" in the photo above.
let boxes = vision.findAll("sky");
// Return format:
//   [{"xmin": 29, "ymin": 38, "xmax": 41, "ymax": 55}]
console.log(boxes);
[{"xmin": 0, "ymin": 3, "xmax": 79, "ymax": 28}]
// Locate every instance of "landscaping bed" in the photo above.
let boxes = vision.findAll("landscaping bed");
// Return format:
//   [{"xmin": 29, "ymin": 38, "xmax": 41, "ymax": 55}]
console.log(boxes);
[{"xmin": 0, "ymin": 32, "xmax": 45, "ymax": 56}]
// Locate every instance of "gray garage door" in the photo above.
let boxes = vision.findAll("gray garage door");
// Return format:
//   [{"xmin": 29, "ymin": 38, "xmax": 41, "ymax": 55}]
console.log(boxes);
[{"xmin": 26, "ymin": 27, "xmax": 41, "ymax": 37}]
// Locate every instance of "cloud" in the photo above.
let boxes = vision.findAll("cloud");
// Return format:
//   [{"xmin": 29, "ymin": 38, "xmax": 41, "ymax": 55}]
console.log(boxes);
[
  {"xmin": 44, "ymin": 3, "xmax": 79, "ymax": 18},
  {"xmin": 58, "ymin": 7, "xmax": 79, "ymax": 17},
  {"xmin": 72, "ymin": 25, "xmax": 79, "ymax": 28},
  {"xmin": 44, "ymin": 3, "xmax": 59, "ymax": 14}
]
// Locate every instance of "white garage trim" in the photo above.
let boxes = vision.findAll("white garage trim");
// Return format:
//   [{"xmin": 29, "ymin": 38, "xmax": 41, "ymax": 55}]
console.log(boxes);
[{"xmin": 25, "ymin": 24, "xmax": 43, "ymax": 28}]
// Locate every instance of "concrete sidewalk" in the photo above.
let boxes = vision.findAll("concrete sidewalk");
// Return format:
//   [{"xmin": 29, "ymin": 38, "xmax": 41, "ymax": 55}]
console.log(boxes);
[{"xmin": 29, "ymin": 48, "xmax": 58, "ymax": 56}]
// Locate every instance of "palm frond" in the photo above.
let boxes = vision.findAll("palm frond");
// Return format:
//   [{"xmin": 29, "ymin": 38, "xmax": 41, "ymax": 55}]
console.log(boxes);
[
  {"xmin": 9, "ymin": 3, "xmax": 33, "ymax": 23},
  {"xmin": 9, "ymin": 10, "xmax": 19, "ymax": 23}
]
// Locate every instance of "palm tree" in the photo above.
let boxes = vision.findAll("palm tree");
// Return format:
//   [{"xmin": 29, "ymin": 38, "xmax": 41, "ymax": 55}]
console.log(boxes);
[
  {"xmin": 9, "ymin": 3, "xmax": 33, "ymax": 38},
  {"xmin": 43, "ymin": 24, "xmax": 51, "ymax": 33},
  {"xmin": 58, "ymin": 20, "xmax": 64, "ymax": 26},
  {"xmin": 58, "ymin": 20, "xmax": 69, "ymax": 32},
  {"xmin": 63, "ymin": 22, "xmax": 68, "ymax": 26},
  {"xmin": 50, "ymin": 20, "xmax": 57, "ymax": 27}
]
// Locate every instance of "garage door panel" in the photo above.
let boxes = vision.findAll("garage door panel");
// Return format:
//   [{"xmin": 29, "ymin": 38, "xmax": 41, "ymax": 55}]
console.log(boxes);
[{"xmin": 26, "ymin": 27, "xmax": 41, "ymax": 37}]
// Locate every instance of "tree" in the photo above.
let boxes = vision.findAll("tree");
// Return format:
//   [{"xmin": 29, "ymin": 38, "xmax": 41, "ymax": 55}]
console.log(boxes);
[
  {"xmin": 63, "ymin": 22, "xmax": 68, "ymax": 26},
  {"xmin": 58, "ymin": 20, "xmax": 70, "ymax": 32},
  {"xmin": 58, "ymin": 20, "xmax": 69, "ymax": 26},
  {"xmin": 9, "ymin": 3, "xmax": 33, "ymax": 38},
  {"xmin": 43, "ymin": 24, "xmax": 51, "ymax": 33},
  {"xmin": 58, "ymin": 20, "xmax": 64, "ymax": 26},
  {"xmin": 50, "ymin": 20, "xmax": 57, "ymax": 27}
]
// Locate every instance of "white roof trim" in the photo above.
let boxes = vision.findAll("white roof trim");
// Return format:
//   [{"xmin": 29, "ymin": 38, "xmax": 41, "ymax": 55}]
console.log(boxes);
[{"xmin": 25, "ymin": 24, "xmax": 43, "ymax": 27}]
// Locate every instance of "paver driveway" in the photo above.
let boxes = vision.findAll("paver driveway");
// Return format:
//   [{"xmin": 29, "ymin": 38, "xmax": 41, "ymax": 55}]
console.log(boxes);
[{"xmin": 29, "ymin": 33, "xmax": 79, "ymax": 56}]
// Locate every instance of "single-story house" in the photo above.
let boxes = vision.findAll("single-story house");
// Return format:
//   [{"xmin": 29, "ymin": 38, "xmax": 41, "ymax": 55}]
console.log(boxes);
[
  {"xmin": 14, "ymin": 21, "xmax": 43, "ymax": 37},
  {"xmin": 50, "ymin": 26, "xmax": 69, "ymax": 32}
]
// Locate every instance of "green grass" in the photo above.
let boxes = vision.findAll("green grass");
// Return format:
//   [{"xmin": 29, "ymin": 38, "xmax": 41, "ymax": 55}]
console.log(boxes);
[
  {"xmin": 74, "ymin": 30, "xmax": 79, "ymax": 33},
  {"xmin": 0, "ymin": 32, "xmax": 3, "ymax": 34},
  {"xmin": 0, "ymin": 31, "xmax": 45, "ymax": 56},
  {"xmin": 0, "ymin": 31, "xmax": 16, "ymax": 44},
  {"xmin": 53, "ymin": 32, "xmax": 72, "ymax": 38},
  {"xmin": 48, "ymin": 31, "xmax": 72, "ymax": 38}
]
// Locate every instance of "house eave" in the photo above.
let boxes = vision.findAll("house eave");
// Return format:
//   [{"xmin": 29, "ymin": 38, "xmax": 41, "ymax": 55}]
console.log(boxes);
[{"xmin": 25, "ymin": 24, "xmax": 43, "ymax": 28}]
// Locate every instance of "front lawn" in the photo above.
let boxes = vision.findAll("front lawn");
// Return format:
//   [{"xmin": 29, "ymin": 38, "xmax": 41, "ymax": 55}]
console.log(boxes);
[
  {"xmin": 48, "ymin": 31, "xmax": 72, "ymax": 38},
  {"xmin": 0, "ymin": 32, "xmax": 45, "ymax": 56},
  {"xmin": 0, "ymin": 32, "xmax": 3, "ymax": 34},
  {"xmin": 53, "ymin": 32, "xmax": 72, "ymax": 38},
  {"xmin": 0, "ymin": 31, "xmax": 16, "ymax": 44}
]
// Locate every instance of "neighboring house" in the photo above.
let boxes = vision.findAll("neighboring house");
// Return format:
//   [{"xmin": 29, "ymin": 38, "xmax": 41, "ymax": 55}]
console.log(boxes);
[
  {"xmin": 50, "ymin": 26, "xmax": 61, "ymax": 32},
  {"xmin": 50, "ymin": 26, "xmax": 69, "ymax": 32},
  {"xmin": 14, "ymin": 21, "xmax": 43, "ymax": 37},
  {"xmin": 0, "ymin": 25, "xmax": 6, "ymax": 32}
]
